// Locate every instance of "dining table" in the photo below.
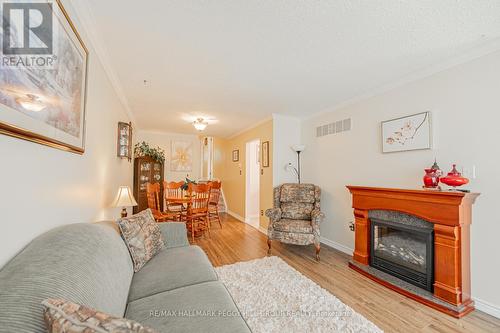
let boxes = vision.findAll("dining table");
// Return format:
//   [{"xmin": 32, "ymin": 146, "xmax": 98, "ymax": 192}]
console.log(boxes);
[{"xmin": 165, "ymin": 195, "xmax": 205, "ymax": 238}]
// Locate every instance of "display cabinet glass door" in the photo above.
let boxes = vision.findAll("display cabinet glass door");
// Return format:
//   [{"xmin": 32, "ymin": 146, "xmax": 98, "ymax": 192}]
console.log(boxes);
[{"xmin": 133, "ymin": 157, "xmax": 164, "ymax": 214}]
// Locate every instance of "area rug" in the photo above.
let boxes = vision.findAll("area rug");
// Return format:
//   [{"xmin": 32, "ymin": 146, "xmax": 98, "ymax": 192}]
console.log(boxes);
[{"xmin": 215, "ymin": 256, "xmax": 382, "ymax": 333}]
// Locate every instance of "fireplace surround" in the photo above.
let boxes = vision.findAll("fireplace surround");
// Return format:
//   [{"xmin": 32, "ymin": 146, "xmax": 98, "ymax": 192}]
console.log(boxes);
[{"xmin": 346, "ymin": 186, "xmax": 479, "ymax": 318}]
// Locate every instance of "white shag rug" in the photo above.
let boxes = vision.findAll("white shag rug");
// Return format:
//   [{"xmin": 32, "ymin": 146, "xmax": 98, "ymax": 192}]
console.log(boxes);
[{"xmin": 215, "ymin": 256, "xmax": 383, "ymax": 333}]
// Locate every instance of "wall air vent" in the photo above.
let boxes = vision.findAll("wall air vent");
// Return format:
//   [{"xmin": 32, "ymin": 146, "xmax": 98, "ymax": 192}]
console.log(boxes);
[{"xmin": 316, "ymin": 118, "xmax": 351, "ymax": 137}]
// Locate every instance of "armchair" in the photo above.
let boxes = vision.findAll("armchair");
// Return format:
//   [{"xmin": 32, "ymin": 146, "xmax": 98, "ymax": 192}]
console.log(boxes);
[{"xmin": 266, "ymin": 183, "xmax": 325, "ymax": 260}]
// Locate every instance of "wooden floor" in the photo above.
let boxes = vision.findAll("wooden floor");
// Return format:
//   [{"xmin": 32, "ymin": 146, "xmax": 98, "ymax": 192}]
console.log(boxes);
[{"xmin": 190, "ymin": 213, "xmax": 500, "ymax": 333}]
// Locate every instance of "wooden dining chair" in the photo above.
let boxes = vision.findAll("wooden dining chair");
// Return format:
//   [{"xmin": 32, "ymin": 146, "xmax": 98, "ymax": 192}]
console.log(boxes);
[
  {"xmin": 146, "ymin": 183, "xmax": 178, "ymax": 222},
  {"xmin": 164, "ymin": 181, "xmax": 186, "ymax": 214},
  {"xmin": 185, "ymin": 183, "xmax": 211, "ymax": 242},
  {"xmin": 208, "ymin": 181, "xmax": 223, "ymax": 228}
]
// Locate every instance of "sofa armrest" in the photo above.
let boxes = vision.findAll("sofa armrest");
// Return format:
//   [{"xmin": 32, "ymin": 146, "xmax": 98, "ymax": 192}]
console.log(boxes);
[
  {"xmin": 265, "ymin": 208, "xmax": 282, "ymax": 222},
  {"xmin": 159, "ymin": 222, "xmax": 189, "ymax": 249}
]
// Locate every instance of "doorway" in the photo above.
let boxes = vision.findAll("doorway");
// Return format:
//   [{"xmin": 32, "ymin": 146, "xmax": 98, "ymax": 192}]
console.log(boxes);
[
  {"xmin": 245, "ymin": 140, "xmax": 260, "ymax": 228},
  {"xmin": 200, "ymin": 137, "xmax": 214, "ymax": 180}
]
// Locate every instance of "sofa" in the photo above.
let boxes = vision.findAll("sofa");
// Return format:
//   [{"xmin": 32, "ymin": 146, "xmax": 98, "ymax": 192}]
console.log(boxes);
[{"xmin": 0, "ymin": 221, "xmax": 251, "ymax": 333}]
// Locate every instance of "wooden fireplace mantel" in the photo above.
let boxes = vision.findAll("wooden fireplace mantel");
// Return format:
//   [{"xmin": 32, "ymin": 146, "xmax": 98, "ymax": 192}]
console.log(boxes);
[{"xmin": 346, "ymin": 186, "xmax": 480, "ymax": 317}]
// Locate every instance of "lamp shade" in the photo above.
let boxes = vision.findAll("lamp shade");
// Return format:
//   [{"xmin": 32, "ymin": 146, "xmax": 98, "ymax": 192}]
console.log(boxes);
[
  {"xmin": 292, "ymin": 144, "xmax": 306, "ymax": 152},
  {"xmin": 111, "ymin": 186, "xmax": 138, "ymax": 207}
]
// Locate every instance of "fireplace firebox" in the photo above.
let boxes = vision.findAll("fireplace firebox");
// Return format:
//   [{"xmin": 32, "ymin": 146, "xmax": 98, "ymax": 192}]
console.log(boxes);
[{"xmin": 370, "ymin": 218, "xmax": 434, "ymax": 291}]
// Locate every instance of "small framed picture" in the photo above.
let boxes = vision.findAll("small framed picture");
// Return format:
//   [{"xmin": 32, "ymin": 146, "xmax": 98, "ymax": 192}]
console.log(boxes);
[
  {"xmin": 232, "ymin": 149, "xmax": 239, "ymax": 162},
  {"xmin": 117, "ymin": 122, "xmax": 132, "ymax": 161},
  {"xmin": 262, "ymin": 141, "xmax": 270, "ymax": 167},
  {"xmin": 382, "ymin": 112, "xmax": 431, "ymax": 153}
]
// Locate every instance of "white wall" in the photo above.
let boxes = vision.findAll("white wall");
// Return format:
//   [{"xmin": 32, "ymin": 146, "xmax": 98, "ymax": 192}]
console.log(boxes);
[
  {"xmin": 136, "ymin": 130, "xmax": 201, "ymax": 181},
  {"xmin": 0, "ymin": 2, "xmax": 133, "ymax": 268},
  {"xmin": 272, "ymin": 114, "xmax": 302, "ymax": 186},
  {"xmin": 301, "ymin": 49, "xmax": 500, "ymax": 317}
]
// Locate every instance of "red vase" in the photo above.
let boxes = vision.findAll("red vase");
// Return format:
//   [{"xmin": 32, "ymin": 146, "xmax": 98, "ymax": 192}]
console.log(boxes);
[
  {"xmin": 440, "ymin": 164, "xmax": 469, "ymax": 188},
  {"xmin": 423, "ymin": 168, "xmax": 440, "ymax": 188}
]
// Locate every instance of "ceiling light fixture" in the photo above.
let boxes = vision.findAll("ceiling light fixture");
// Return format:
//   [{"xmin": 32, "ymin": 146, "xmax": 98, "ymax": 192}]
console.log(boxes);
[
  {"xmin": 193, "ymin": 118, "xmax": 208, "ymax": 131},
  {"xmin": 16, "ymin": 94, "xmax": 46, "ymax": 112}
]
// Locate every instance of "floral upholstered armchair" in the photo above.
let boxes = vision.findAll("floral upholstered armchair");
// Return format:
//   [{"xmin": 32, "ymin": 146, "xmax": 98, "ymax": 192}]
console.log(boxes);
[{"xmin": 266, "ymin": 183, "xmax": 325, "ymax": 260}]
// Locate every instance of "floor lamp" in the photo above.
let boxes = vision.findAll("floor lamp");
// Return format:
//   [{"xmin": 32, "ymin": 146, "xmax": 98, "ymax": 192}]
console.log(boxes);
[{"xmin": 292, "ymin": 145, "xmax": 306, "ymax": 184}]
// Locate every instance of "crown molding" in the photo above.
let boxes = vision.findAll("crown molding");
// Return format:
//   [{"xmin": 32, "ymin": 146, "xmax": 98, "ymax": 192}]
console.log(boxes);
[
  {"xmin": 226, "ymin": 115, "xmax": 273, "ymax": 140},
  {"xmin": 304, "ymin": 37, "xmax": 500, "ymax": 121},
  {"xmin": 64, "ymin": 0, "xmax": 136, "ymax": 125},
  {"xmin": 137, "ymin": 129, "xmax": 199, "ymax": 138}
]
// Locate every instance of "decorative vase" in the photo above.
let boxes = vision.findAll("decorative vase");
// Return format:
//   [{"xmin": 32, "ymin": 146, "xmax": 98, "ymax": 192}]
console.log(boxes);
[
  {"xmin": 440, "ymin": 164, "xmax": 469, "ymax": 188},
  {"xmin": 423, "ymin": 168, "xmax": 440, "ymax": 188}
]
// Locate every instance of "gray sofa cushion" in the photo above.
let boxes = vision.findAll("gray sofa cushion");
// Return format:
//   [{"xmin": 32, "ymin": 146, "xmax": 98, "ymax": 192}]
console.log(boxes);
[
  {"xmin": 0, "ymin": 222, "xmax": 134, "ymax": 333},
  {"xmin": 158, "ymin": 222, "xmax": 190, "ymax": 249},
  {"xmin": 125, "ymin": 281, "xmax": 251, "ymax": 333},
  {"xmin": 128, "ymin": 245, "xmax": 218, "ymax": 302}
]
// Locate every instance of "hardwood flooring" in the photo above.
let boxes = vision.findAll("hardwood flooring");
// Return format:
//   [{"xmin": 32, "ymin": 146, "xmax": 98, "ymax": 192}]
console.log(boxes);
[{"xmin": 190, "ymin": 213, "xmax": 500, "ymax": 333}]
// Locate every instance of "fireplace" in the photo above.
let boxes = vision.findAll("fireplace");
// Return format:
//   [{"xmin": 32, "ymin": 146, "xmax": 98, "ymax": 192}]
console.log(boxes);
[
  {"xmin": 346, "ymin": 186, "xmax": 479, "ymax": 318},
  {"xmin": 370, "ymin": 216, "xmax": 434, "ymax": 291}
]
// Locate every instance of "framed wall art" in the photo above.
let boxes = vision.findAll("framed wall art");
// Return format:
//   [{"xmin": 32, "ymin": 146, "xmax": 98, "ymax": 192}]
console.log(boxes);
[
  {"xmin": 117, "ymin": 122, "xmax": 132, "ymax": 161},
  {"xmin": 262, "ymin": 141, "xmax": 269, "ymax": 167},
  {"xmin": 0, "ymin": 0, "xmax": 89, "ymax": 153},
  {"xmin": 232, "ymin": 149, "xmax": 239, "ymax": 162},
  {"xmin": 171, "ymin": 140, "xmax": 193, "ymax": 172},
  {"xmin": 382, "ymin": 112, "xmax": 431, "ymax": 153}
]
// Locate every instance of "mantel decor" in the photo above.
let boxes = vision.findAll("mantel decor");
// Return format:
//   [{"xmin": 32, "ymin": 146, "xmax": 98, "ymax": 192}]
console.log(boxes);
[
  {"xmin": 346, "ymin": 186, "xmax": 480, "ymax": 318},
  {"xmin": 0, "ymin": 0, "xmax": 88, "ymax": 154},
  {"xmin": 134, "ymin": 141, "xmax": 165, "ymax": 163}
]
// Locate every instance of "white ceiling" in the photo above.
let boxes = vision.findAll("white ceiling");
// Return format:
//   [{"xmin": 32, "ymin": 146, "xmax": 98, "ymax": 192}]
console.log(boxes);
[{"xmin": 85, "ymin": 0, "xmax": 500, "ymax": 137}]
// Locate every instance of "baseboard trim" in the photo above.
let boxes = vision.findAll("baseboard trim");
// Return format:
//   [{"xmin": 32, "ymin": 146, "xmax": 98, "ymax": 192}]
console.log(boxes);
[
  {"xmin": 474, "ymin": 297, "xmax": 500, "ymax": 319},
  {"xmin": 320, "ymin": 237, "xmax": 353, "ymax": 255},
  {"xmin": 258, "ymin": 226, "xmax": 268, "ymax": 235},
  {"xmin": 226, "ymin": 210, "xmax": 245, "ymax": 222}
]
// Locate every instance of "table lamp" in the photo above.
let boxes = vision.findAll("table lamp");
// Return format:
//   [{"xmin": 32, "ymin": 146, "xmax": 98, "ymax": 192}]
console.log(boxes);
[{"xmin": 111, "ymin": 186, "xmax": 138, "ymax": 218}]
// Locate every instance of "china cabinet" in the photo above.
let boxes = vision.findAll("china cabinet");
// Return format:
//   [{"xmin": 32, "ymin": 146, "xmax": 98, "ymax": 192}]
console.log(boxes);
[{"xmin": 133, "ymin": 157, "xmax": 164, "ymax": 213}]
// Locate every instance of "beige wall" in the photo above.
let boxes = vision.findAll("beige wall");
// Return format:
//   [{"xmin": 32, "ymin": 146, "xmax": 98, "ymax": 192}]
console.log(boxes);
[
  {"xmin": 215, "ymin": 120, "xmax": 273, "ymax": 229},
  {"xmin": 0, "ymin": 2, "xmax": 133, "ymax": 267},
  {"xmin": 136, "ymin": 130, "xmax": 201, "ymax": 181},
  {"xmin": 213, "ymin": 137, "xmax": 227, "ymax": 181},
  {"xmin": 301, "ymin": 50, "xmax": 500, "ymax": 316}
]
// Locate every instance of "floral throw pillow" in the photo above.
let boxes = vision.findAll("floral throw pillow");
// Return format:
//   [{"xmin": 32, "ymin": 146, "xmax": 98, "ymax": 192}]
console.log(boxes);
[
  {"xmin": 42, "ymin": 299, "xmax": 158, "ymax": 333},
  {"xmin": 117, "ymin": 209, "xmax": 165, "ymax": 272}
]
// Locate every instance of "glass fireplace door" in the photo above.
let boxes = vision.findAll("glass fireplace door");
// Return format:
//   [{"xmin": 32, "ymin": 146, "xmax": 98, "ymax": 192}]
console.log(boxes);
[{"xmin": 370, "ymin": 218, "xmax": 434, "ymax": 291}]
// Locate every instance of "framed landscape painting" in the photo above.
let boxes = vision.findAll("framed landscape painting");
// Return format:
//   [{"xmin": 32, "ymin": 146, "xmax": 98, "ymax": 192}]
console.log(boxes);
[
  {"xmin": 382, "ymin": 112, "xmax": 431, "ymax": 153},
  {"xmin": 0, "ymin": 0, "xmax": 88, "ymax": 153}
]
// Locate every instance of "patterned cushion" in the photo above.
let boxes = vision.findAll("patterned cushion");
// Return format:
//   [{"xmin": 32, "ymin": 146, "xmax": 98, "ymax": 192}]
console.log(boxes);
[
  {"xmin": 117, "ymin": 209, "xmax": 165, "ymax": 272},
  {"xmin": 273, "ymin": 219, "xmax": 313, "ymax": 233},
  {"xmin": 279, "ymin": 184, "xmax": 315, "ymax": 203},
  {"xmin": 43, "ymin": 299, "xmax": 158, "ymax": 333},
  {"xmin": 281, "ymin": 202, "xmax": 314, "ymax": 220}
]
